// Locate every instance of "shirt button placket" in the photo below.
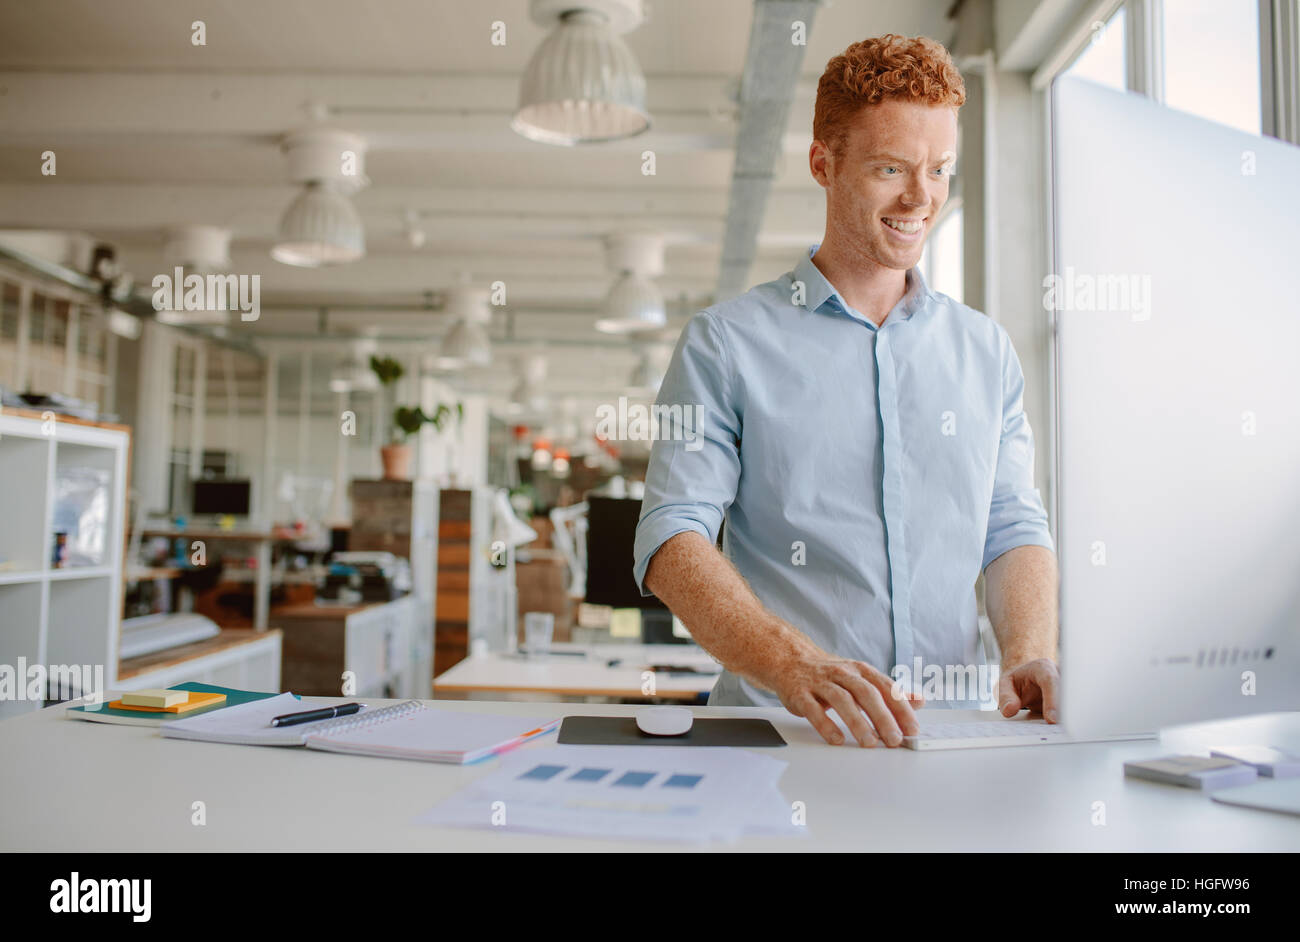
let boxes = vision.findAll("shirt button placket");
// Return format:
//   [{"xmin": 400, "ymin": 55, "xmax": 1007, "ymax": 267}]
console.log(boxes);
[{"xmin": 875, "ymin": 326, "xmax": 914, "ymax": 672}]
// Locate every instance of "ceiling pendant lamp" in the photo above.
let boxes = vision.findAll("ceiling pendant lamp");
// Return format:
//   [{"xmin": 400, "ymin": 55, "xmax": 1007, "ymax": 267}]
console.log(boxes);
[
  {"xmin": 164, "ymin": 225, "xmax": 232, "ymax": 273},
  {"xmin": 434, "ymin": 284, "xmax": 493, "ymax": 370},
  {"xmin": 272, "ymin": 182, "xmax": 365, "ymax": 267},
  {"xmin": 598, "ymin": 271, "xmax": 666, "ymax": 334},
  {"xmin": 627, "ymin": 348, "xmax": 665, "ymax": 394},
  {"xmin": 510, "ymin": 354, "xmax": 549, "ymax": 413},
  {"xmin": 328, "ymin": 338, "xmax": 380, "ymax": 393},
  {"xmin": 596, "ymin": 230, "xmax": 666, "ymax": 333},
  {"xmin": 155, "ymin": 225, "xmax": 234, "ymax": 325},
  {"xmin": 512, "ymin": 0, "xmax": 651, "ymax": 146},
  {"xmin": 272, "ymin": 129, "xmax": 368, "ymax": 268}
]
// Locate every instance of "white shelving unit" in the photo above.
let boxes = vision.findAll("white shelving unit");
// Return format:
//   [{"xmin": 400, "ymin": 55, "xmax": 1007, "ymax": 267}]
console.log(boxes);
[
  {"xmin": 0, "ymin": 410, "xmax": 128, "ymax": 720},
  {"xmin": 115, "ymin": 632, "xmax": 282, "ymax": 694}
]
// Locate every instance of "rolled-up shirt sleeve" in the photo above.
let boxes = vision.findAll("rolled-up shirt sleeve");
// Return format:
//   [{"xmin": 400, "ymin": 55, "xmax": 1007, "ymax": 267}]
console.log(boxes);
[
  {"xmin": 632, "ymin": 311, "xmax": 742, "ymax": 595},
  {"xmin": 982, "ymin": 328, "xmax": 1055, "ymax": 571}
]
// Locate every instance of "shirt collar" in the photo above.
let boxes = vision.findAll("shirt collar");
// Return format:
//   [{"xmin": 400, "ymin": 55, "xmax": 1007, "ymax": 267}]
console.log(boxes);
[{"xmin": 792, "ymin": 243, "xmax": 934, "ymax": 323}]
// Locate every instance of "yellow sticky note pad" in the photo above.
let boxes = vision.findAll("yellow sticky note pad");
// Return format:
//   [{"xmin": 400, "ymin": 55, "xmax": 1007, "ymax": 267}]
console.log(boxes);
[
  {"xmin": 609, "ymin": 608, "xmax": 642, "ymax": 639},
  {"xmin": 121, "ymin": 689, "xmax": 188, "ymax": 708},
  {"xmin": 110, "ymin": 691, "xmax": 227, "ymax": 714}
]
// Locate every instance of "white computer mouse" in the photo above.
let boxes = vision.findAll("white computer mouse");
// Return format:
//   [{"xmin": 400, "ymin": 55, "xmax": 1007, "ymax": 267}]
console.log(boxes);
[{"xmin": 635, "ymin": 706, "xmax": 693, "ymax": 736}]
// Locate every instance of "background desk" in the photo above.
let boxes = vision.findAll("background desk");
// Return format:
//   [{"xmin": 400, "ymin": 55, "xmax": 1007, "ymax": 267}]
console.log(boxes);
[
  {"xmin": 3, "ymin": 699, "xmax": 1298, "ymax": 852},
  {"xmin": 274, "ymin": 597, "xmax": 430, "ymax": 700},
  {"xmin": 433, "ymin": 642, "xmax": 721, "ymax": 701},
  {"xmin": 139, "ymin": 528, "xmax": 276, "ymax": 630}
]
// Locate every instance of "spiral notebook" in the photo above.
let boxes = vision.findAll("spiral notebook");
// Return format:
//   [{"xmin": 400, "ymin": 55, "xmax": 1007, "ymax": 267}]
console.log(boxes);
[{"xmin": 161, "ymin": 694, "xmax": 560, "ymax": 764}]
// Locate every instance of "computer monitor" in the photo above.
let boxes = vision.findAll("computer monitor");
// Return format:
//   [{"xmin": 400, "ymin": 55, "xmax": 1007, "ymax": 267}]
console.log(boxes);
[
  {"xmin": 191, "ymin": 478, "xmax": 251, "ymax": 516},
  {"xmin": 585, "ymin": 496, "xmax": 667, "ymax": 610},
  {"xmin": 1051, "ymin": 77, "xmax": 1300, "ymax": 736}
]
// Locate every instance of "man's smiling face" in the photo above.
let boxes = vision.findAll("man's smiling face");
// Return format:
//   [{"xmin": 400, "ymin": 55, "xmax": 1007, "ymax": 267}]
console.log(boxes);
[{"xmin": 814, "ymin": 98, "xmax": 958, "ymax": 271}]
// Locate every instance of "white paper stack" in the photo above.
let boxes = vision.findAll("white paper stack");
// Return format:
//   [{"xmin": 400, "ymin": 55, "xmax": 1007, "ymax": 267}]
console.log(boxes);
[
  {"xmin": 161, "ymin": 695, "xmax": 559, "ymax": 763},
  {"xmin": 418, "ymin": 744, "xmax": 804, "ymax": 844}
]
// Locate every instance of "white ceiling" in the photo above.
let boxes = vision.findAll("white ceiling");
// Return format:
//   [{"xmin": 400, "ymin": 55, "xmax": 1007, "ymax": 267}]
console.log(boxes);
[{"xmin": 0, "ymin": 0, "xmax": 957, "ymax": 412}]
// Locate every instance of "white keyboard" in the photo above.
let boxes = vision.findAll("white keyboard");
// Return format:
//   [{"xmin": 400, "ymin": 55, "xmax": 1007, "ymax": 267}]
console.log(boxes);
[{"xmin": 903, "ymin": 719, "xmax": 1151, "ymax": 750}]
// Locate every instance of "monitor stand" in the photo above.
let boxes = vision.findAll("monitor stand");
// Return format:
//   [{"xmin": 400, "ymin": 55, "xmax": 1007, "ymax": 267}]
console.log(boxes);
[{"xmin": 641, "ymin": 609, "xmax": 687, "ymax": 644}]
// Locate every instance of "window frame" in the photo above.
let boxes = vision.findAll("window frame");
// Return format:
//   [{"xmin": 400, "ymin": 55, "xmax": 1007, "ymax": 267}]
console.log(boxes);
[
  {"xmin": 1033, "ymin": 0, "xmax": 1297, "ymax": 534},
  {"xmin": 0, "ymin": 266, "xmax": 118, "ymax": 412}
]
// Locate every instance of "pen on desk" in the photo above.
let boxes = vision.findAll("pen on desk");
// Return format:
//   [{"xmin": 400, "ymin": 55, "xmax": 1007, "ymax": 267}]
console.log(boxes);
[
  {"xmin": 270, "ymin": 702, "xmax": 363, "ymax": 727},
  {"xmin": 506, "ymin": 650, "xmax": 588, "ymax": 660}
]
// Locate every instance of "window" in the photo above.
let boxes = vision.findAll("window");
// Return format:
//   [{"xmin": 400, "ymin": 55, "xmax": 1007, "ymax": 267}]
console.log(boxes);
[
  {"xmin": 202, "ymin": 347, "xmax": 264, "ymax": 484},
  {"xmin": 0, "ymin": 282, "xmax": 19, "ymax": 389},
  {"xmin": 0, "ymin": 277, "xmax": 116, "ymax": 408},
  {"xmin": 270, "ymin": 349, "xmax": 374, "ymax": 520},
  {"xmin": 25, "ymin": 293, "xmax": 71, "ymax": 397},
  {"xmin": 1163, "ymin": 0, "xmax": 1261, "ymax": 134},
  {"xmin": 168, "ymin": 340, "xmax": 203, "ymax": 514},
  {"xmin": 922, "ymin": 206, "xmax": 964, "ymax": 304},
  {"xmin": 1064, "ymin": 5, "xmax": 1127, "ymax": 91},
  {"xmin": 72, "ymin": 309, "xmax": 111, "ymax": 409}
]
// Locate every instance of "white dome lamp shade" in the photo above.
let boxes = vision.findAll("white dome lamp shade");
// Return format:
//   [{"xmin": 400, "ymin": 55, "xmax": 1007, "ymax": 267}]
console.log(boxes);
[
  {"xmin": 272, "ymin": 181, "xmax": 366, "ymax": 268},
  {"xmin": 627, "ymin": 349, "xmax": 665, "ymax": 394},
  {"xmin": 434, "ymin": 285, "xmax": 493, "ymax": 370},
  {"xmin": 510, "ymin": 377, "xmax": 548, "ymax": 413},
  {"xmin": 155, "ymin": 225, "xmax": 235, "ymax": 325},
  {"xmin": 512, "ymin": 0, "xmax": 651, "ymax": 146},
  {"xmin": 596, "ymin": 231, "xmax": 666, "ymax": 333},
  {"xmin": 597, "ymin": 271, "xmax": 666, "ymax": 333},
  {"xmin": 163, "ymin": 225, "xmax": 232, "ymax": 273},
  {"xmin": 272, "ymin": 128, "xmax": 368, "ymax": 268},
  {"xmin": 329, "ymin": 339, "xmax": 380, "ymax": 393},
  {"xmin": 510, "ymin": 354, "xmax": 549, "ymax": 412},
  {"xmin": 328, "ymin": 356, "xmax": 379, "ymax": 393}
]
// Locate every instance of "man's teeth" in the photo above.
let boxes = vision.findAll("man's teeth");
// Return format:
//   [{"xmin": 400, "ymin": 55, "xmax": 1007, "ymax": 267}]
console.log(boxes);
[{"xmin": 883, "ymin": 218, "xmax": 924, "ymax": 233}]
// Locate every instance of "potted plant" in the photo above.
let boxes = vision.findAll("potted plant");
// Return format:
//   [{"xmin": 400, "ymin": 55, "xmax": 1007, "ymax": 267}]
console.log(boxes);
[
  {"xmin": 382, "ymin": 405, "xmax": 424, "ymax": 479},
  {"xmin": 380, "ymin": 396, "xmax": 462, "ymax": 481},
  {"xmin": 371, "ymin": 356, "xmax": 409, "ymax": 479}
]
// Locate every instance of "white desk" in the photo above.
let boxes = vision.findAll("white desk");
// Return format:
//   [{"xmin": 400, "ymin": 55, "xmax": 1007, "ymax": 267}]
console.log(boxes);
[
  {"xmin": 433, "ymin": 642, "xmax": 721, "ymax": 700},
  {"xmin": 3, "ymin": 699, "xmax": 1298, "ymax": 851}
]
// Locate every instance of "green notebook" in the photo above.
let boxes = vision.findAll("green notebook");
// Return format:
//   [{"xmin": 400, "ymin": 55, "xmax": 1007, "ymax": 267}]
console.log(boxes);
[{"xmin": 64, "ymin": 682, "xmax": 293, "ymax": 727}]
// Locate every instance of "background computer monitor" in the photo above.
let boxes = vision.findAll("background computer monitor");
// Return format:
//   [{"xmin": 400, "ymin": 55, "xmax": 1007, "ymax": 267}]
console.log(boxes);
[
  {"xmin": 584, "ymin": 496, "xmax": 667, "ymax": 610},
  {"xmin": 1051, "ymin": 77, "xmax": 1300, "ymax": 735},
  {"xmin": 191, "ymin": 478, "xmax": 251, "ymax": 516}
]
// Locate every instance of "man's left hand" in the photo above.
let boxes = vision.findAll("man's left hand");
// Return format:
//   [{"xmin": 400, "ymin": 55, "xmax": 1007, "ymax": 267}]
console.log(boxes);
[{"xmin": 997, "ymin": 658, "xmax": 1060, "ymax": 723}]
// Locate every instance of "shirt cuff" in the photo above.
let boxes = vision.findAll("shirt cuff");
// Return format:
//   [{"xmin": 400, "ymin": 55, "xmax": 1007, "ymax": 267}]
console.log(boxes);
[
  {"xmin": 632, "ymin": 515, "xmax": 715, "ymax": 596},
  {"xmin": 982, "ymin": 525, "xmax": 1056, "ymax": 572}
]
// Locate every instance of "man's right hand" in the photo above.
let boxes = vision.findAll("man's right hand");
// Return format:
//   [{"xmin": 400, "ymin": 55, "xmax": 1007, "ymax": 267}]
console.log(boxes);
[
  {"xmin": 642, "ymin": 534, "xmax": 923, "ymax": 746},
  {"xmin": 765, "ymin": 655, "xmax": 924, "ymax": 747}
]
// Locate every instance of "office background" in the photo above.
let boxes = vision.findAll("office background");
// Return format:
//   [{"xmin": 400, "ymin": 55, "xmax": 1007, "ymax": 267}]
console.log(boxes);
[{"xmin": 0, "ymin": 0, "xmax": 1295, "ymax": 712}]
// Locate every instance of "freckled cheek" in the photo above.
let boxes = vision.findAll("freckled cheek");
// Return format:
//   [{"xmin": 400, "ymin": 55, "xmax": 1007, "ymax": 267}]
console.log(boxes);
[{"xmin": 851, "ymin": 184, "xmax": 894, "ymax": 216}]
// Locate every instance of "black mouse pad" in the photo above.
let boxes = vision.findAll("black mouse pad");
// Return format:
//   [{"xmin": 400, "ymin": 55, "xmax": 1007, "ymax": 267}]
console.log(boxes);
[{"xmin": 557, "ymin": 715, "xmax": 787, "ymax": 747}]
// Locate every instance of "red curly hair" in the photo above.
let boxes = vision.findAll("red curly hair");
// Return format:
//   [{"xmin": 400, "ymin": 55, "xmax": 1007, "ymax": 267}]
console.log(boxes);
[{"xmin": 814, "ymin": 34, "xmax": 966, "ymax": 159}]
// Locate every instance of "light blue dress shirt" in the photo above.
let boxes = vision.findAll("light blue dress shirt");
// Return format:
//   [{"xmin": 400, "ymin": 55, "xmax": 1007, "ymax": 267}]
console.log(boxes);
[{"xmin": 633, "ymin": 244, "xmax": 1054, "ymax": 708}]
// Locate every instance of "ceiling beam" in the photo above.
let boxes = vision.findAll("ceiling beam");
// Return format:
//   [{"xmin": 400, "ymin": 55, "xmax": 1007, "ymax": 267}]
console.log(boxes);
[
  {"xmin": 0, "ymin": 71, "xmax": 817, "ymax": 153},
  {"xmin": 716, "ymin": 0, "xmax": 823, "ymax": 300}
]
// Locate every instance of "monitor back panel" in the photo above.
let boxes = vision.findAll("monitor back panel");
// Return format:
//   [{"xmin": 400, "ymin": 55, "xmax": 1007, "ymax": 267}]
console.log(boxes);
[{"xmin": 1052, "ymin": 77, "xmax": 1300, "ymax": 735}]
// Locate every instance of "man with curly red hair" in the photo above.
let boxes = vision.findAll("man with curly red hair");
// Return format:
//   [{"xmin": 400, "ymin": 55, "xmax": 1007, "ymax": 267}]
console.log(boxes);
[{"xmin": 635, "ymin": 35, "xmax": 1059, "ymax": 748}]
